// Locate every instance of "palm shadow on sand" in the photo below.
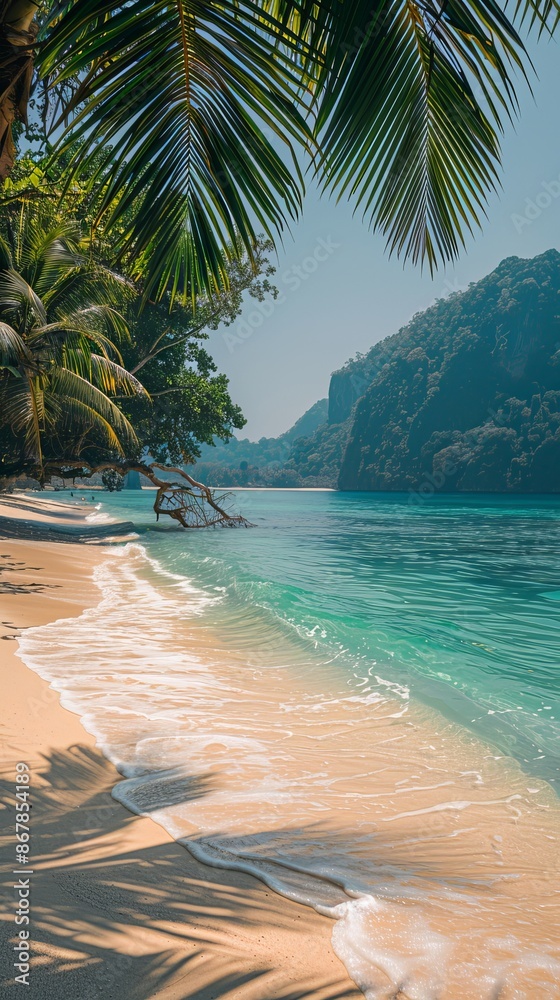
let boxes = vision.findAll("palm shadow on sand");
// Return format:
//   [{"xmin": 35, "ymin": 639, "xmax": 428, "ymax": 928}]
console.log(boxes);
[{"xmin": 0, "ymin": 744, "xmax": 360, "ymax": 1000}]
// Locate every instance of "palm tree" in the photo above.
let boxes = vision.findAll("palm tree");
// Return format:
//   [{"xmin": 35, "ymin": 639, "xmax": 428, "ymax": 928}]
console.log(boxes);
[
  {"xmin": 7, "ymin": 0, "xmax": 560, "ymax": 304},
  {"xmin": 0, "ymin": 207, "xmax": 147, "ymax": 476}
]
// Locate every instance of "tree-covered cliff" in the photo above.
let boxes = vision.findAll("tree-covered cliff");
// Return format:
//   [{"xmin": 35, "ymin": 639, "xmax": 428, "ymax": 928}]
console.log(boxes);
[
  {"xmin": 194, "ymin": 250, "xmax": 560, "ymax": 493},
  {"xmin": 339, "ymin": 250, "xmax": 560, "ymax": 492}
]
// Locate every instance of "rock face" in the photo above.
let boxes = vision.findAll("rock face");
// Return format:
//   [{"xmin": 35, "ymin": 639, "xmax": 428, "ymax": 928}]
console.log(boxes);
[
  {"xmin": 284, "ymin": 398, "xmax": 329, "ymax": 442},
  {"xmin": 285, "ymin": 352, "xmax": 401, "ymax": 485},
  {"xmin": 327, "ymin": 354, "xmax": 391, "ymax": 424},
  {"xmin": 338, "ymin": 250, "xmax": 560, "ymax": 492},
  {"xmin": 328, "ymin": 369, "xmax": 363, "ymax": 424}
]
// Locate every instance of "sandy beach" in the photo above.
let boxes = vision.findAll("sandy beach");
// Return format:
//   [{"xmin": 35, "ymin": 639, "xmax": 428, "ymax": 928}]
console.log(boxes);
[{"xmin": 0, "ymin": 494, "xmax": 360, "ymax": 1000}]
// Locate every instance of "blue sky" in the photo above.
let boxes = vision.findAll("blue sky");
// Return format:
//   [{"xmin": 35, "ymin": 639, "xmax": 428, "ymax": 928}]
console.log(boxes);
[{"xmin": 208, "ymin": 38, "xmax": 560, "ymax": 440}]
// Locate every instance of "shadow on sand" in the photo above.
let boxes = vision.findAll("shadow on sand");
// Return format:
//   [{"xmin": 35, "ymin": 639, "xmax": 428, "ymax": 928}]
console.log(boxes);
[
  {"xmin": 0, "ymin": 513, "xmax": 136, "ymax": 544},
  {"xmin": 0, "ymin": 744, "xmax": 360, "ymax": 1000}
]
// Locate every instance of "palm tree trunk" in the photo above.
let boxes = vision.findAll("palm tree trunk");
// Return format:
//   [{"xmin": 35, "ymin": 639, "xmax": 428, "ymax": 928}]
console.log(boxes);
[{"xmin": 0, "ymin": 0, "xmax": 38, "ymax": 180}]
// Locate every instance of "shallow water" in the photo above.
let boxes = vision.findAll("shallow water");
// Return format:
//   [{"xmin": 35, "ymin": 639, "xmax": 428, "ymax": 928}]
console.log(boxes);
[{"xmin": 19, "ymin": 490, "xmax": 560, "ymax": 998}]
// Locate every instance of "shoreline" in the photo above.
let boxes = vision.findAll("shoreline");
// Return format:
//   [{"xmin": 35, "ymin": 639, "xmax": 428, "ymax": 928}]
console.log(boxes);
[{"xmin": 0, "ymin": 495, "xmax": 360, "ymax": 1000}]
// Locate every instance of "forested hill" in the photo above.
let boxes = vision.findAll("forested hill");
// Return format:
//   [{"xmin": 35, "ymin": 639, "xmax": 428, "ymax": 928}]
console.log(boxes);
[
  {"xmin": 196, "ymin": 250, "xmax": 560, "ymax": 492},
  {"xmin": 339, "ymin": 249, "xmax": 560, "ymax": 492},
  {"xmin": 193, "ymin": 398, "xmax": 327, "ymax": 483}
]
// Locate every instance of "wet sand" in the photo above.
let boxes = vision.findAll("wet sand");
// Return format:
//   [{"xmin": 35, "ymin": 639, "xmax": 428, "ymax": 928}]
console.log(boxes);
[
  {"xmin": 0, "ymin": 494, "xmax": 360, "ymax": 1000},
  {"xmin": 20, "ymin": 532, "xmax": 559, "ymax": 1000}
]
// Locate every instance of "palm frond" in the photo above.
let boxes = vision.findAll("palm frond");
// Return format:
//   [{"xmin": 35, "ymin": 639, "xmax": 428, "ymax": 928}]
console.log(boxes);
[
  {"xmin": 0, "ymin": 371, "xmax": 43, "ymax": 462},
  {"xmin": 50, "ymin": 366, "xmax": 139, "ymax": 451},
  {"xmin": 0, "ymin": 270, "xmax": 48, "ymax": 326},
  {"xmin": 68, "ymin": 304, "xmax": 130, "ymax": 342},
  {"xmin": 17, "ymin": 214, "xmax": 83, "ymax": 292},
  {"xmin": 506, "ymin": 0, "xmax": 560, "ymax": 34},
  {"xmin": 0, "ymin": 203, "xmax": 144, "ymax": 470},
  {"xmin": 293, "ymin": 0, "xmax": 525, "ymax": 270},
  {"xmin": 38, "ymin": 0, "xmax": 560, "ymax": 290},
  {"xmin": 0, "ymin": 322, "xmax": 31, "ymax": 366},
  {"xmin": 52, "ymin": 394, "xmax": 127, "ymax": 453},
  {"xmin": 44, "ymin": 262, "xmax": 136, "ymax": 317},
  {"xmin": 33, "ymin": 305, "xmax": 130, "ymax": 358},
  {"xmin": 39, "ymin": 0, "xmax": 312, "ymax": 303},
  {"xmin": 0, "ymin": 234, "xmax": 14, "ymax": 271},
  {"xmin": 90, "ymin": 354, "xmax": 149, "ymax": 398}
]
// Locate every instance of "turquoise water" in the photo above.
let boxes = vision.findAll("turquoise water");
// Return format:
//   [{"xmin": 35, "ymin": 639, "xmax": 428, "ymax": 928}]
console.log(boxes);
[
  {"xmin": 97, "ymin": 488, "xmax": 560, "ymax": 785},
  {"xmin": 21, "ymin": 487, "xmax": 560, "ymax": 995}
]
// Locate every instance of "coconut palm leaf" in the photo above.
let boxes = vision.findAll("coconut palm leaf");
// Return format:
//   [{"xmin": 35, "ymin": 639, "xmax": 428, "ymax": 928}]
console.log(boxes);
[
  {"xmin": 51, "ymin": 366, "xmax": 139, "ymax": 448},
  {"xmin": 16, "ymin": 216, "xmax": 83, "ymax": 286},
  {"xmin": 1, "ymin": 210, "xmax": 134, "ymax": 313},
  {"xmin": 40, "ymin": 304, "xmax": 131, "ymax": 346},
  {"xmin": 0, "ymin": 233, "xmax": 13, "ymax": 270},
  {"xmin": 52, "ymin": 394, "xmax": 129, "ymax": 453},
  {"xmin": 38, "ymin": 0, "xmax": 560, "ymax": 299},
  {"xmin": 0, "ymin": 322, "xmax": 30, "ymax": 365},
  {"xmin": 39, "ymin": 0, "xmax": 312, "ymax": 304},
  {"xmin": 271, "ymin": 0, "xmax": 560, "ymax": 268},
  {"xmin": 306, "ymin": 0, "xmax": 523, "ymax": 268},
  {"xmin": 0, "ymin": 269, "xmax": 48, "ymax": 326},
  {"xmin": 33, "ymin": 325, "xmax": 125, "ymax": 373},
  {"xmin": 43, "ymin": 264, "xmax": 136, "ymax": 318},
  {"xmin": 90, "ymin": 354, "xmax": 150, "ymax": 398},
  {"xmin": 0, "ymin": 203, "xmax": 147, "ymax": 472},
  {"xmin": 508, "ymin": 0, "xmax": 560, "ymax": 33},
  {"xmin": 0, "ymin": 370, "xmax": 44, "ymax": 461}
]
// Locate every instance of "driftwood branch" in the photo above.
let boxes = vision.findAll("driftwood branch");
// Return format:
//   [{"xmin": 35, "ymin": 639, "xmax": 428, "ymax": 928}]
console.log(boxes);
[{"xmin": 33, "ymin": 458, "xmax": 254, "ymax": 529}]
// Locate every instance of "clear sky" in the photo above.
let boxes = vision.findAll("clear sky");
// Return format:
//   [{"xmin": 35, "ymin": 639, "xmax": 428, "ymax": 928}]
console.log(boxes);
[{"xmin": 208, "ymin": 38, "xmax": 560, "ymax": 440}]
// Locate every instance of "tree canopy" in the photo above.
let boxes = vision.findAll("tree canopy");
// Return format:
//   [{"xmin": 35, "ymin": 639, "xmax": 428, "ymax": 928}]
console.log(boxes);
[{"xmin": 0, "ymin": 182, "xmax": 275, "ymax": 484}]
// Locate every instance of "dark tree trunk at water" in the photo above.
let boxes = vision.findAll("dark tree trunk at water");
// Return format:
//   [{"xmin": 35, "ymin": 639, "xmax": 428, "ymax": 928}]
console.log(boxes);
[
  {"xmin": 0, "ymin": 0, "xmax": 38, "ymax": 179},
  {"xmin": 123, "ymin": 470, "xmax": 142, "ymax": 490}
]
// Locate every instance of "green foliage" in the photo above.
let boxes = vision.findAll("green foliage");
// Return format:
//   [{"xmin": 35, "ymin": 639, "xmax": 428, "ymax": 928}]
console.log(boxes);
[
  {"xmin": 34, "ymin": 0, "xmax": 560, "ymax": 302},
  {"xmin": 0, "ymin": 204, "xmax": 144, "ymax": 475},
  {"xmin": 119, "ymin": 302, "xmax": 247, "ymax": 465},
  {"xmin": 101, "ymin": 468, "xmax": 124, "ymax": 491},
  {"xmin": 116, "ymin": 236, "xmax": 277, "ymax": 464},
  {"xmin": 0, "ymin": 187, "xmax": 278, "ymax": 474},
  {"xmin": 37, "ymin": 0, "xmax": 309, "ymax": 303},
  {"xmin": 225, "ymin": 250, "xmax": 560, "ymax": 493},
  {"xmin": 338, "ymin": 249, "xmax": 560, "ymax": 491},
  {"xmin": 192, "ymin": 460, "xmax": 310, "ymax": 489},
  {"xmin": 195, "ymin": 399, "xmax": 328, "ymax": 467},
  {"xmin": 285, "ymin": 420, "xmax": 351, "ymax": 487},
  {"xmin": 193, "ymin": 399, "xmax": 329, "ymax": 481}
]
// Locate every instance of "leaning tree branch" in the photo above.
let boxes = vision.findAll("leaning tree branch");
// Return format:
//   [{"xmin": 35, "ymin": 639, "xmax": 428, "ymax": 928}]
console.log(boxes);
[
  {"xmin": 32, "ymin": 457, "xmax": 253, "ymax": 528},
  {"xmin": 111, "ymin": 386, "xmax": 187, "ymax": 398}
]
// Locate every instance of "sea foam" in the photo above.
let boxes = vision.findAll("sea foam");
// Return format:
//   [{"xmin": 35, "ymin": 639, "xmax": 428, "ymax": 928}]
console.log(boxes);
[{"xmin": 16, "ymin": 542, "xmax": 560, "ymax": 998}]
